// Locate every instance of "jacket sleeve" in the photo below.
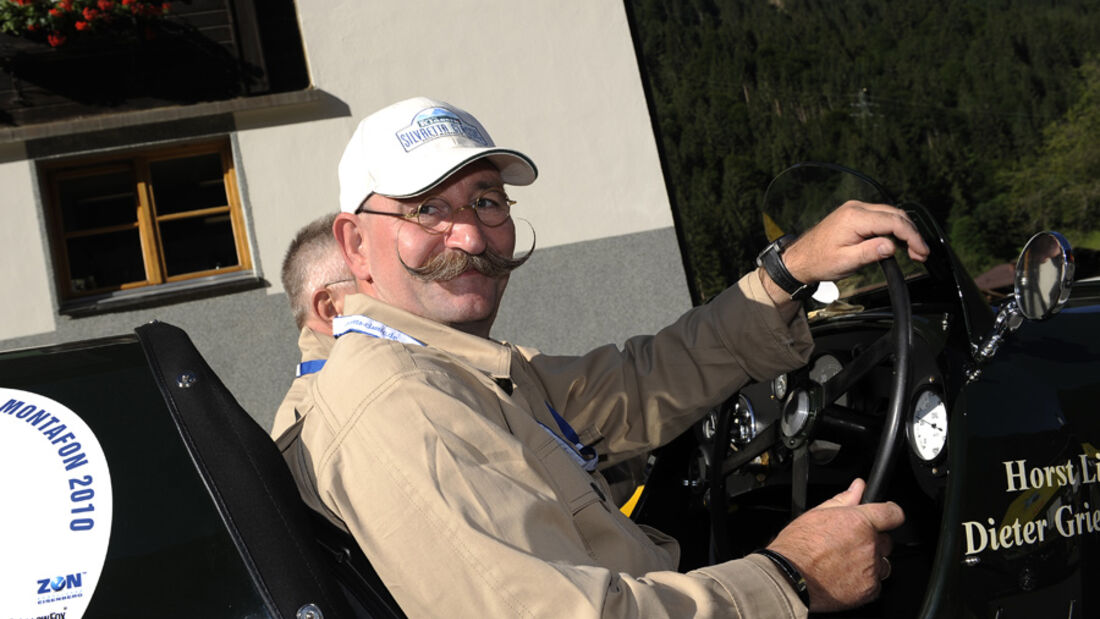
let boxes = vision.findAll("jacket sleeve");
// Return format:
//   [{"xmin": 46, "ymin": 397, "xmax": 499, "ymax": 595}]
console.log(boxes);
[
  {"xmin": 300, "ymin": 344, "xmax": 807, "ymax": 618},
  {"xmin": 522, "ymin": 270, "xmax": 813, "ymax": 460}
]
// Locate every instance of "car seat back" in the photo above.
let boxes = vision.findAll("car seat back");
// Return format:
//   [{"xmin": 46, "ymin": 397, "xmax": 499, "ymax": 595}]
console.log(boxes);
[{"xmin": 136, "ymin": 321, "xmax": 404, "ymax": 618}]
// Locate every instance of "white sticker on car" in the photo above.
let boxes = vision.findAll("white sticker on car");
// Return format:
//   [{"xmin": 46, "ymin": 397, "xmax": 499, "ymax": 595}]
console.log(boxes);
[{"xmin": 0, "ymin": 388, "xmax": 113, "ymax": 619}]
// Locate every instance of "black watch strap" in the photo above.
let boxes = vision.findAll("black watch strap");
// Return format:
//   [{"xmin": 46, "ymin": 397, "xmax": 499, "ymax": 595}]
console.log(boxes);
[
  {"xmin": 753, "ymin": 548, "xmax": 811, "ymax": 608},
  {"xmin": 756, "ymin": 234, "xmax": 818, "ymax": 301}
]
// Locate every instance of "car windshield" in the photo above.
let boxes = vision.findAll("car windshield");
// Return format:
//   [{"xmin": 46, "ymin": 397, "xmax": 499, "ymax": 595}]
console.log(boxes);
[
  {"xmin": 627, "ymin": 2, "xmax": 1100, "ymax": 305},
  {"xmin": 761, "ymin": 163, "xmax": 929, "ymax": 306}
]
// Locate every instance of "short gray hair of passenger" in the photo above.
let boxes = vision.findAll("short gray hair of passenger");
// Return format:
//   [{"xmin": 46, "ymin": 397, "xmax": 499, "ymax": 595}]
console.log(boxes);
[{"xmin": 281, "ymin": 213, "xmax": 351, "ymax": 329}]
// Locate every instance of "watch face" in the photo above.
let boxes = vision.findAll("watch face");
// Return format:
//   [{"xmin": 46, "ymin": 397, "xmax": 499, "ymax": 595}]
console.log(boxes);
[{"xmin": 756, "ymin": 238, "xmax": 784, "ymax": 267}]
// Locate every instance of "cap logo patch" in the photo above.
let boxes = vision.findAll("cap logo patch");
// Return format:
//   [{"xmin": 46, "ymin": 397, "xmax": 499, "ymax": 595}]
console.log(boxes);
[{"xmin": 396, "ymin": 107, "xmax": 487, "ymax": 152}]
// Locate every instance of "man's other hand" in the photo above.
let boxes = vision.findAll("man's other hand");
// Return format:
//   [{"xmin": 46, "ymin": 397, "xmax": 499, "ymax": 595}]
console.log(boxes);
[
  {"xmin": 765, "ymin": 478, "xmax": 905, "ymax": 612},
  {"xmin": 783, "ymin": 201, "xmax": 931, "ymax": 285}
]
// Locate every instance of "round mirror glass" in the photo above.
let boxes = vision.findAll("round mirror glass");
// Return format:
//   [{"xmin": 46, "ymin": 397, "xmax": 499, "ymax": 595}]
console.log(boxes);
[{"xmin": 1015, "ymin": 231, "xmax": 1074, "ymax": 320}]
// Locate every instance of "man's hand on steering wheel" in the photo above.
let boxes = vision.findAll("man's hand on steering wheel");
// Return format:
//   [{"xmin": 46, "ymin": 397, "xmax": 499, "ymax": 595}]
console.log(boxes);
[
  {"xmin": 773, "ymin": 201, "xmax": 931, "ymax": 299},
  {"xmin": 767, "ymin": 478, "xmax": 905, "ymax": 613}
]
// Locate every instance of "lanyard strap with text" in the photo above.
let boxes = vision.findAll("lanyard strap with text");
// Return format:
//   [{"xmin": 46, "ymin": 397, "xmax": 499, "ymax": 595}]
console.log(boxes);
[
  {"xmin": 295, "ymin": 314, "xmax": 424, "ymax": 377},
  {"xmin": 332, "ymin": 314, "xmax": 425, "ymax": 346}
]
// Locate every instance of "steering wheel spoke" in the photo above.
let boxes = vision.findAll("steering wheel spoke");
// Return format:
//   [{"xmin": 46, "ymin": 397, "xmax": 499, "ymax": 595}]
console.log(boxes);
[
  {"xmin": 718, "ymin": 422, "xmax": 778, "ymax": 478},
  {"xmin": 820, "ymin": 329, "xmax": 894, "ymax": 405},
  {"xmin": 791, "ymin": 444, "xmax": 809, "ymax": 517},
  {"xmin": 710, "ymin": 257, "xmax": 913, "ymax": 561}
]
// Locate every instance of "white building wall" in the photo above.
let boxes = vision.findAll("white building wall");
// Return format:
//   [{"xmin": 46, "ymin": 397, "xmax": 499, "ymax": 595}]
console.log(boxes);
[
  {"xmin": 0, "ymin": 143, "xmax": 56, "ymax": 340},
  {"xmin": 237, "ymin": 0, "xmax": 677, "ymax": 293}
]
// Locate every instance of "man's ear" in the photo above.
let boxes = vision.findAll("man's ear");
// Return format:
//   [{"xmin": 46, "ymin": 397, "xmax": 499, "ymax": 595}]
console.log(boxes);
[
  {"xmin": 311, "ymin": 288, "xmax": 339, "ymax": 332},
  {"xmin": 333, "ymin": 212, "xmax": 371, "ymax": 282}
]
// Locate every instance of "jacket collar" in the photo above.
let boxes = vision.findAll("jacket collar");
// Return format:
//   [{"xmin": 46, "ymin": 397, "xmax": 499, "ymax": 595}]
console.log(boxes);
[
  {"xmin": 296, "ymin": 326, "xmax": 335, "ymax": 362},
  {"xmin": 339, "ymin": 293, "xmax": 512, "ymax": 379}
]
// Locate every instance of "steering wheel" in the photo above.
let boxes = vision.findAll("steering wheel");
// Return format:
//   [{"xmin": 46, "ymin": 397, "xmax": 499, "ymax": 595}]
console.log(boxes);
[{"xmin": 708, "ymin": 165, "xmax": 913, "ymax": 562}]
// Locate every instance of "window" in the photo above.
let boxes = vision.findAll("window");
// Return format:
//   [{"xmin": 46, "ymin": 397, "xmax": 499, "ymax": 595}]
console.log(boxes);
[
  {"xmin": 1, "ymin": 0, "xmax": 310, "ymax": 128},
  {"xmin": 43, "ymin": 140, "xmax": 252, "ymax": 303}
]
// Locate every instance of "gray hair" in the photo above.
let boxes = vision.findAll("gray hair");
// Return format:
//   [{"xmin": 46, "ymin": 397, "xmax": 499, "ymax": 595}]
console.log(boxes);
[{"xmin": 281, "ymin": 213, "xmax": 354, "ymax": 329}]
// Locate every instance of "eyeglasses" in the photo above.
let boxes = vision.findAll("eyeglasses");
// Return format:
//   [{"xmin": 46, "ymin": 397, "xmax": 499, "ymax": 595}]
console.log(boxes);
[
  {"xmin": 322, "ymin": 278, "xmax": 355, "ymax": 289},
  {"xmin": 356, "ymin": 186, "xmax": 516, "ymax": 234}
]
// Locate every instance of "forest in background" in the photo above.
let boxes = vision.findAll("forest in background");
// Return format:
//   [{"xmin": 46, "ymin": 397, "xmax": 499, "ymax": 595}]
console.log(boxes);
[{"xmin": 626, "ymin": 0, "xmax": 1100, "ymax": 302}]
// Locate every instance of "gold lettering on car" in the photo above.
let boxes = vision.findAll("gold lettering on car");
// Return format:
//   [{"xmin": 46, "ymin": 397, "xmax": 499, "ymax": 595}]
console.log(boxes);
[{"xmin": 960, "ymin": 450, "xmax": 1100, "ymax": 556}]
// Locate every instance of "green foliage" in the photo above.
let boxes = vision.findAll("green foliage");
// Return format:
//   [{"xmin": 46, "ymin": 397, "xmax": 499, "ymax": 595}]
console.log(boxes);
[
  {"xmin": 996, "ymin": 61, "xmax": 1100, "ymax": 249},
  {"xmin": 628, "ymin": 0, "xmax": 1100, "ymax": 300}
]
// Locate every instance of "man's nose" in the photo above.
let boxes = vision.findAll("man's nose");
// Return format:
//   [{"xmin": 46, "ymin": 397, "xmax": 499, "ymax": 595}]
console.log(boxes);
[{"xmin": 443, "ymin": 206, "xmax": 488, "ymax": 254}]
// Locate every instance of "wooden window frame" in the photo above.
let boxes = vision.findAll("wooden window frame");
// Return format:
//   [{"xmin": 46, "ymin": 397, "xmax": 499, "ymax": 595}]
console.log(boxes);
[{"xmin": 42, "ymin": 139, "xmax": 253, "ymax": 306}]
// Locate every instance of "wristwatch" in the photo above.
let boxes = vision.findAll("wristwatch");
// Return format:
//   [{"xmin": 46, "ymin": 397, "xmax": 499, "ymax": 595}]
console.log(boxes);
[{"xmin": 756, "ymin": 234, "xmax": 818, "ymax": 301}]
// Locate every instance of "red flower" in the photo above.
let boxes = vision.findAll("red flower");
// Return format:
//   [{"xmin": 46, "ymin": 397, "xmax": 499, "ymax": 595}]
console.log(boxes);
[
  {"xmin": 75, "ymin": 20, "xmax": 90, "ymax": 31},
  {"xmin": 47, "ymin": 32, "xmax": 66, "ymax": 47},
  {"xmin": 48, "ymin": 7, "xmax": 62, "ymax": 16},
  {"xmin": 161, "ymin": 2, "xmax": 170, "ymax": 12},
  {"xmin": 98, "ymin": 0, "xmax": 115, "ymax": 10},
  {"xmin": 26, "ymin": 23, "xmax": 37, "ymax": 31},
  {"xmin": 121, "ymin": 0, "xmax": 133, "ymax": 5},
  {"xmin": 82, "ymin": 7, "xmax": 98, "ymax": 20},
  {"xmin": 60, "ymin": 0, "xmax": 74, "ymax": 9}
]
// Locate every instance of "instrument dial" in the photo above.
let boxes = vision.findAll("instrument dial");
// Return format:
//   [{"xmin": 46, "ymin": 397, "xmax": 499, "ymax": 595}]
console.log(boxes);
[
  {"xmin": 908, "ymin": 390, "xmax": 948, "ymax": 462},
  {"xmin": 772, "ymin": 373, "xmax": 788, "ymax": 400}
]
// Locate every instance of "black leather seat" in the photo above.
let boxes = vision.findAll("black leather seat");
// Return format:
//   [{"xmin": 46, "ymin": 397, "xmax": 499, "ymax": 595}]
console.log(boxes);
[{"xmin": 136, "ymin": 321, "xmax": 404, "ymax": 618}]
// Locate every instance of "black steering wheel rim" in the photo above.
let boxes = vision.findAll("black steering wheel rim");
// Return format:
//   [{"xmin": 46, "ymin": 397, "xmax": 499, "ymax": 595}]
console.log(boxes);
[{"xmin": 708, "ymin": 249, "xmax": 913, "ymax": 562}]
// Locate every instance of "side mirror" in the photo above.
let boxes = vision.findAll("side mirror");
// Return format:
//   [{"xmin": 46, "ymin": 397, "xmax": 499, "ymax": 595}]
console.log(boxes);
[
  {"xmin": 1015, "ymin": 231, "xmax": 1074, "ymax": 320},
  {"xmin": 968, "ymin": 231, "xmax": 1074, "ymax": 382}
]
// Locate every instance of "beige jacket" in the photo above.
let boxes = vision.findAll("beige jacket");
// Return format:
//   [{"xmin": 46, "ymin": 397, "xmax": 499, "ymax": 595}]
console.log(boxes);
[
  {"xmin": 271, "ymin": 328, "xmax": 334, "ymax": 437},
  {"xmin": 277, "ymin": 271, "xmax": 813, "ymax": 618}
]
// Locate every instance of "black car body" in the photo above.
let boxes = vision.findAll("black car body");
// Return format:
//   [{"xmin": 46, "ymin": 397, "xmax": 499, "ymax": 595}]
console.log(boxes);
[{"xmin": 635, "ymin": 164, "xmax": 1100, "ymax": 619}]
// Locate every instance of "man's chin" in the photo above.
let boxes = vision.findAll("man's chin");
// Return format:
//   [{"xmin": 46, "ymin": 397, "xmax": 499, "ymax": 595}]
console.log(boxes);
[
  {"xmin": 434, "ymin": 305, "xmax": 497, "ymax": 337},
  {"xmin": 428, "ymin": 282, "xmax": 506, "ymax": 334}
]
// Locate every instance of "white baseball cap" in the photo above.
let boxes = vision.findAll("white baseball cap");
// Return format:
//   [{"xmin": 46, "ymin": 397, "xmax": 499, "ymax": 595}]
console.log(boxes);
[{"xmin": 338, "ymin": 97, "xmax": 538, "ymax": 213}]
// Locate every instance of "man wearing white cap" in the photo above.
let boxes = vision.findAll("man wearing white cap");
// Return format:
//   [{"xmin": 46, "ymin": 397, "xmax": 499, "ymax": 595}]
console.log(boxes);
[{"xmin": 277, "ymin": 96, "xmax": 929, "ymax": 617}]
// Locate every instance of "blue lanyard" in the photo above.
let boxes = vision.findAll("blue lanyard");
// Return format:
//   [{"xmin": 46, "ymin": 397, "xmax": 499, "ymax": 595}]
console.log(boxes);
[
  {"xmin": 296, "ymin": 359, "xmax": 327, "ymax": 377},
  {"xmin": 543, "ymin": 402, "xmax": 598, "ymax": 472}
]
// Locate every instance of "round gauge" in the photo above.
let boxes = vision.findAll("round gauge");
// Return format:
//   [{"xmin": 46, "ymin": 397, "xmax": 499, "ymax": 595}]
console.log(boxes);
[
  {"xmin": 780, "ymin": 390, "xmax": 812, "ymax": 439},
  {"xmin": 700, "ymin": 410, "xmax": 718, "ymax": 441},
  {"xmin": 909, "ymin": 390, "xmax": 948, "ymax": 462},
  {"xmin": 730, "ymin": 394, "xmax": 757, "ymax": 446},
  {"xmin": 700, "ymin": 395, "xmax": 758, "ymax": 449},
  {"xmin": 772, "ymin": 374, "xmax": 788, "ymax": 400}
]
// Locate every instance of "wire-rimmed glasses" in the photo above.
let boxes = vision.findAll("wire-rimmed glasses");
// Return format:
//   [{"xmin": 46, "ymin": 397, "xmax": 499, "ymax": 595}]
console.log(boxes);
[{"xmin": 356, "ymin": 186, "xmax": 516, "ymax": 234}]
